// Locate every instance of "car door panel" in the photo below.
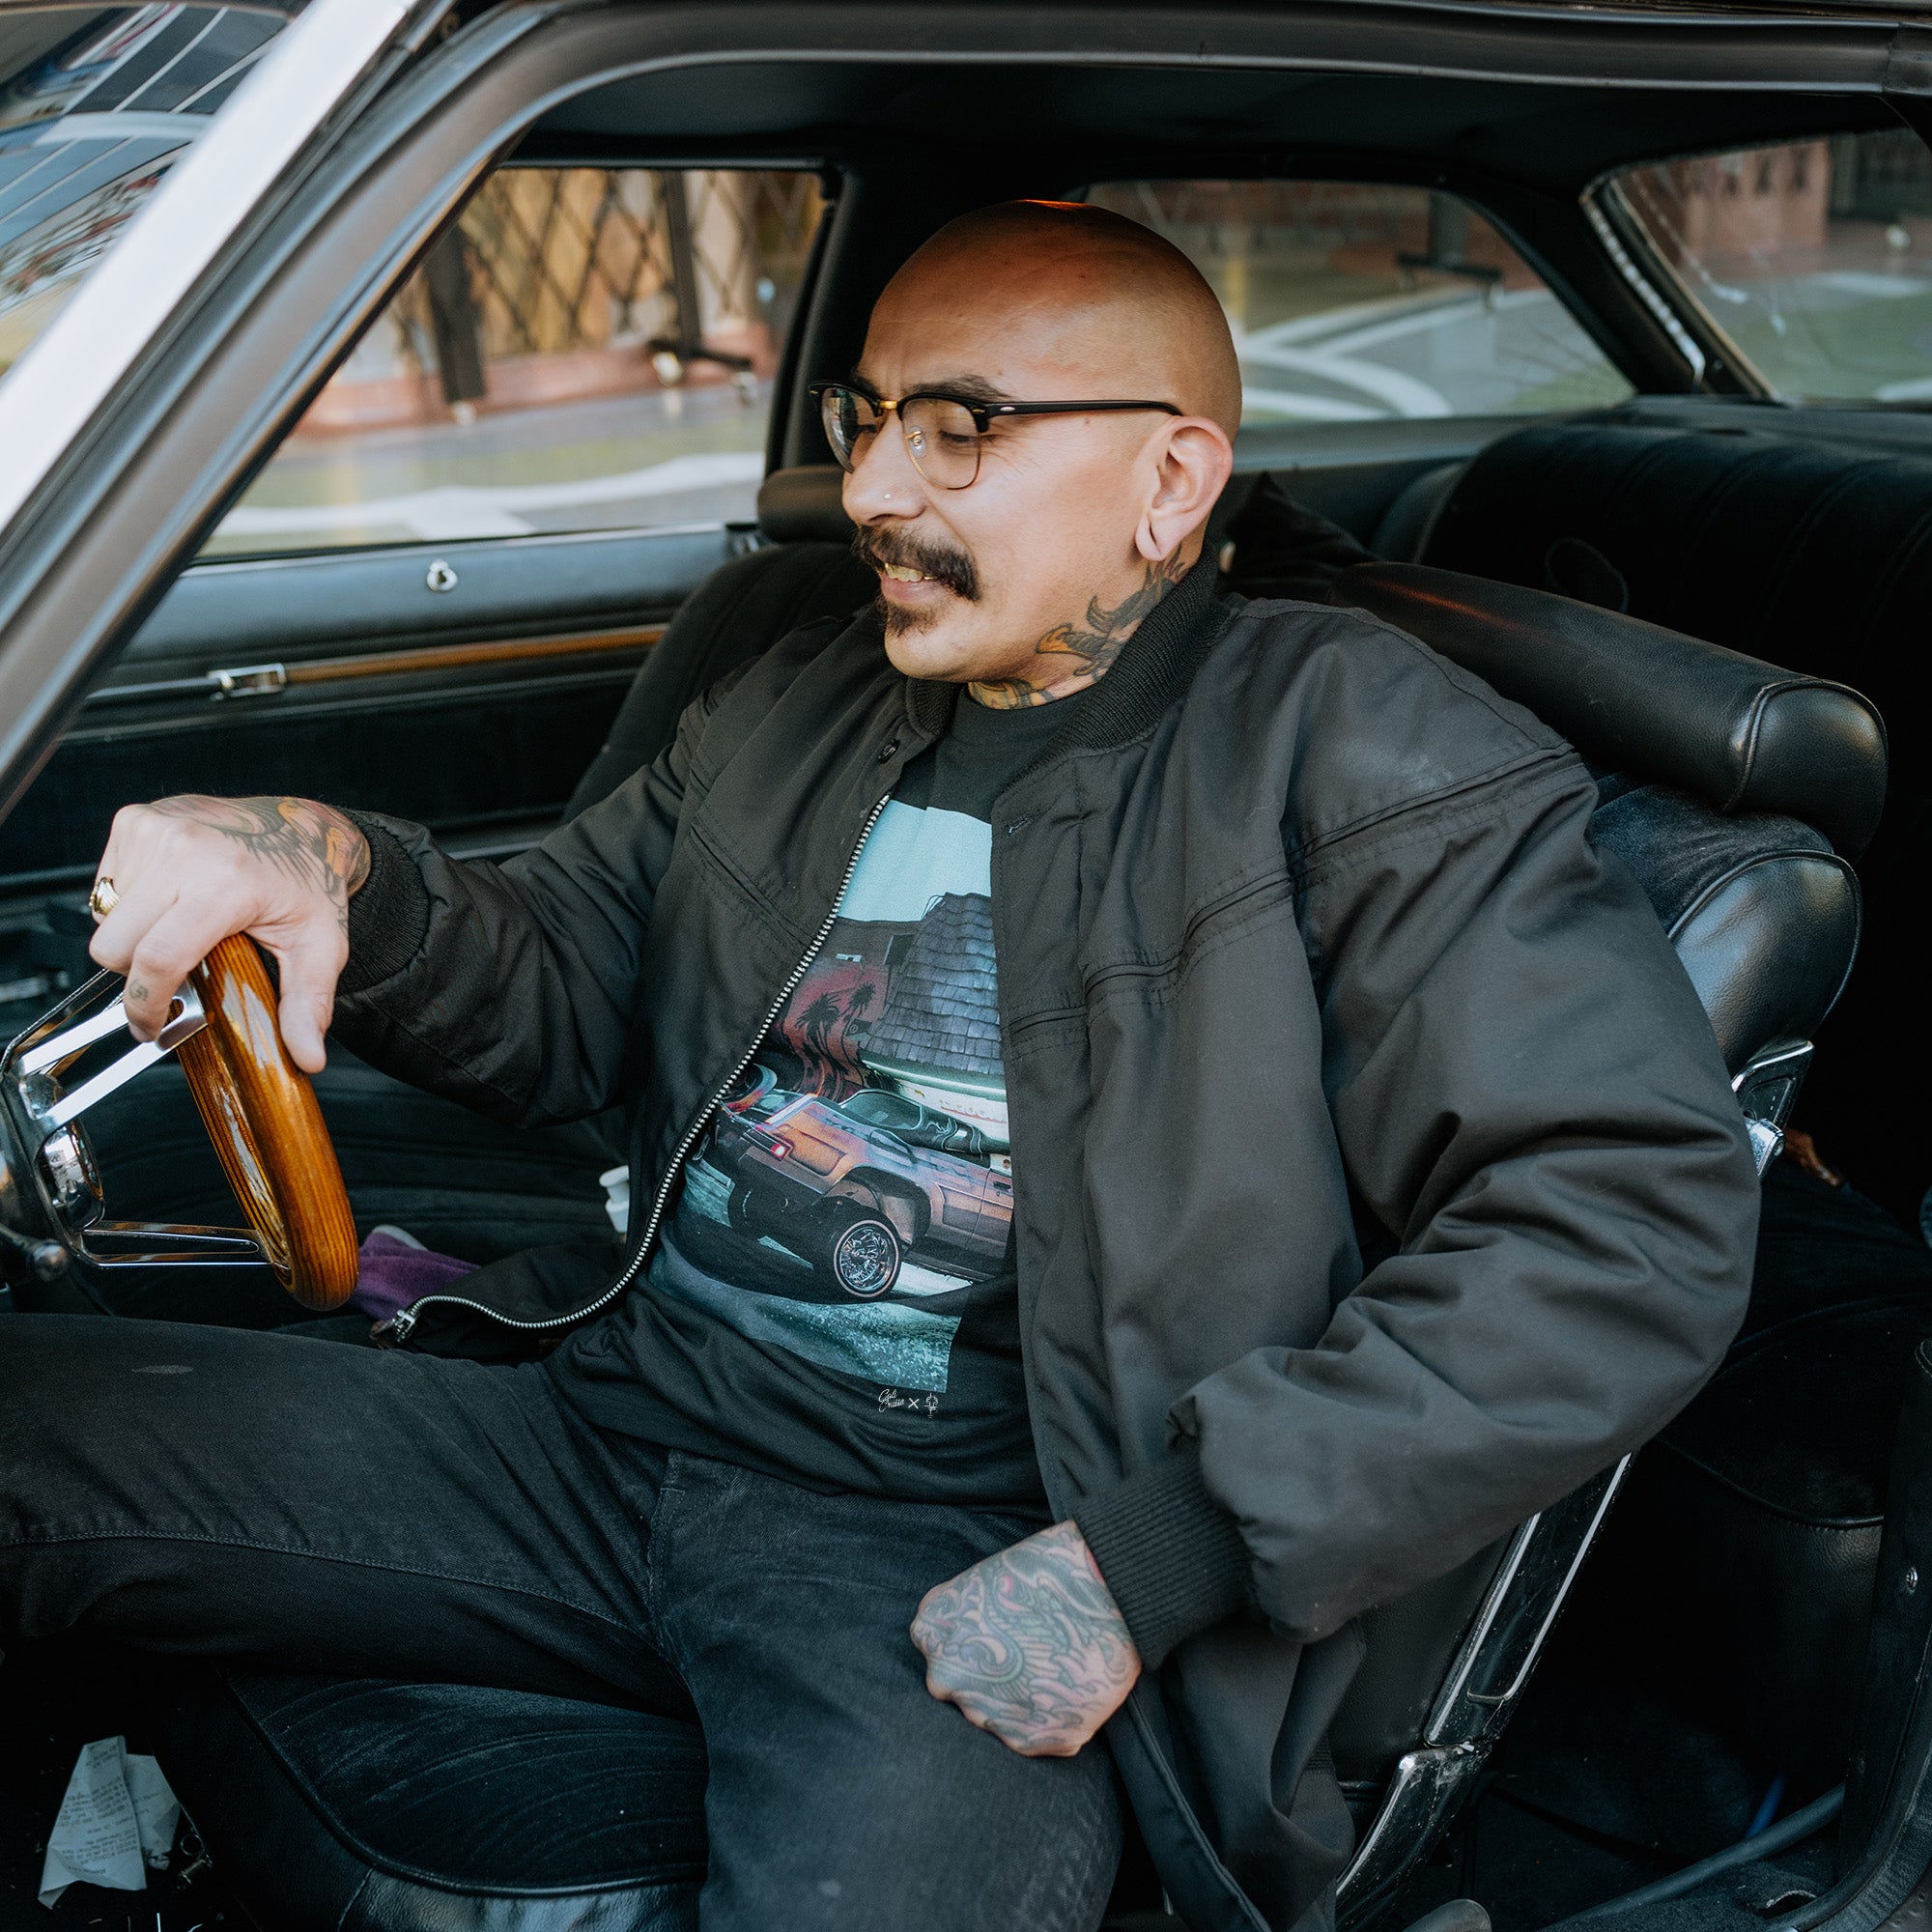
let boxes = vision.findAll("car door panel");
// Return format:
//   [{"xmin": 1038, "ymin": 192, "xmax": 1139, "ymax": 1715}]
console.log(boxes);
[
  {"xmin": 0, "ymin": 519, "xmax": 734, "ymax": 1029},
  {"xmin": 114, "ymin": 523, "xmax": 735, "ymax": 684},
  {"xmin": 0, "ymin": 519, "xmax": 733, "ymax": 884}
]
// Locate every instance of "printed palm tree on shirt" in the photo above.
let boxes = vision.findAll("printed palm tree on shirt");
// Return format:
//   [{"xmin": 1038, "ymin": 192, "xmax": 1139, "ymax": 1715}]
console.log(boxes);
[
  {"xmin": 798, "ymin": 980, "xmax": 884, "ymax": 1093},
  {"xmin": 842, "ymin": 979, "xmax": 878, "ymax": 1049},
  {"xmin": 801, "ymin": 990, "xmax": 861, "ymax": 1094}
]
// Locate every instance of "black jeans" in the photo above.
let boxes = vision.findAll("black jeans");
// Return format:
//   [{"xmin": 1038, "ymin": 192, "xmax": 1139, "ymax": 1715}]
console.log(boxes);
[{"xmin": 0, "ymin": 1314, "xmax": 1121, "ymax": 1931}]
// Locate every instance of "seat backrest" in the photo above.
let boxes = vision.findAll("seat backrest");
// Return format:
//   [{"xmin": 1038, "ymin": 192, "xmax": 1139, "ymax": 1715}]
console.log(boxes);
[
  {"xmin": 1335, "ymin": 560, "xmax": 1883, "ymax": 1093},
  {"xmin": 1321, "ymin": 562, "xmax": 1886, "ymax": 1927},
  {"xmin": 1407, "ymin": 416, "xmax": 1931, "ymax": 1216},
  {"xmin": 1332, "ymin": 563, "xmax": 1880, "ymax": 1080},
  {"xmin": 564, "ymin": 469, "xmax": 867, "ymax": 815},
  {"xmin": 1419, "ymin": 422, "xmax": 1931, "ymax": 801},
  {"xmin": 1337, "ymin": 560, "xmax": 1888, "ymax": 858}
]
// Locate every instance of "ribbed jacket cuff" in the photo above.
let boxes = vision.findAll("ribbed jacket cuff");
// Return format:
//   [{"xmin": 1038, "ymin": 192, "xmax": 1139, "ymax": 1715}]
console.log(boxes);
[
  {"xmin": 1073, "ymin": 1442, "xmax": 1252, "ymax": 1668},
  {"xmin": 339, "ymin": 810, "xmax": 432, "ymax": 995}
]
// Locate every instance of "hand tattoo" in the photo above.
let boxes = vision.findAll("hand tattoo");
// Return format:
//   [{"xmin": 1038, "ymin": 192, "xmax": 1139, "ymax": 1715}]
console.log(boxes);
[
  {"xmin": 971, "ymin": 550, "xmax": 1191, "ymax": 710},
  {"xmin": 149, "ymin": 795, "xmax": 369, "ymax": 928},
  {"xmin": 911, "ymin": 1521, "xmax": 1141, "ymax": 1757}
]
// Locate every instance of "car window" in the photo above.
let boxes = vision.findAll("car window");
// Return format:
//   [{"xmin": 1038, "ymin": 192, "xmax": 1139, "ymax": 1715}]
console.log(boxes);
[
  {"xmin": 202, "ymin": 166, "xmax": 826, "ymax": 556},
  {"xmin": 1608, "ymin": 131, "xmax": 1932, "ymax": 404},
  {"xmin": 1084, "ymin": 180, "xmax": 1631, "ymax": 425},
  {"xmin": 842, "ymin": 1091, "xmax": 919, "ymax": 1130},
  {"xmin": 0, "ymin": 5, "xmax": 282, "ymax": 387}
]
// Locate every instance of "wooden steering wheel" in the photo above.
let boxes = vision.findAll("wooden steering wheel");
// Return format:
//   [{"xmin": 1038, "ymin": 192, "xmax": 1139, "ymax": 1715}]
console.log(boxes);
[{"xmin": 171, "ymin": 933, "xmax": 360, "ymax": 1310}]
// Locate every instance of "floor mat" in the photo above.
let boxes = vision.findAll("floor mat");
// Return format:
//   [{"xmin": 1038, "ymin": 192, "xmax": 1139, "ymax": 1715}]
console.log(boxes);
[{"xmin": 0, "ymin": 1639, "xmax": 249, "ymax": 1932}]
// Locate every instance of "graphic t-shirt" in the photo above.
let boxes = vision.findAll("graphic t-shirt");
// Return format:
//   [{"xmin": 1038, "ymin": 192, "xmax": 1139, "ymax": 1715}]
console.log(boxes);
[{"xmin": 554, "ymin": 690, "xmax": 1082, "ymax": 1510}]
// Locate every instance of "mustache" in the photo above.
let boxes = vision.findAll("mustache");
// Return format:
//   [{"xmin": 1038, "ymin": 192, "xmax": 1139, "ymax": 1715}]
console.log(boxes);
[{"xmin": 851, "ymin": 526, "xmax": 980, "ymax": 603}]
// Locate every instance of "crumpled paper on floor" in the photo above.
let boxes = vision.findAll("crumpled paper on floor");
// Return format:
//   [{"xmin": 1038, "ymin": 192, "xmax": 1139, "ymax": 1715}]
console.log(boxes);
[{"xmin": 38, "ymin": 1735, "xmax": 180, "ymax": 1908}]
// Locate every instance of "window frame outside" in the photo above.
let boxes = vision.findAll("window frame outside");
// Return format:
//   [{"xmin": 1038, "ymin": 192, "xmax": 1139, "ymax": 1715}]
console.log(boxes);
[
  {"xmin": 1583, "ymin": 119, "xmax": 1932, "ymax": 407},
  {"xmin": 207, "ymin": 157, "xmax": 834, "ymax": 559}
]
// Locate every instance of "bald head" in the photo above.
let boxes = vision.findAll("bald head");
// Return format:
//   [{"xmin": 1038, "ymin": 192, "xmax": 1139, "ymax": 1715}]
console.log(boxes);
[
  {"xmin": 874, "ymin": 201, "xmax": 1241, "ymax": 437},
  {"xmin": 843, "ymin": 199, "xmax": 1237, "ymax": 698}
]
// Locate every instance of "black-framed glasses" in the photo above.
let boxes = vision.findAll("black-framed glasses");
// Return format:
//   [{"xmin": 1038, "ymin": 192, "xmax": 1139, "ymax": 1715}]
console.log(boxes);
[{"xmin": 809, "ymin": 381, "xmax": 1180, "ymax": 491}]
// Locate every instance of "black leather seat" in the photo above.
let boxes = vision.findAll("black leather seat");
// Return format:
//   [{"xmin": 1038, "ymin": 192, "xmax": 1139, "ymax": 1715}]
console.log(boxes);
[
  {"xmin": 1315, "ymin": 565, "xmax": 1881, "ymax": 1916},
  {"xmin": 1348, "ymin": 429, "xmax": 1932, "ymax": 1786},
  {"xmin": 1376, "ymin": 415, "xmax": 1928, "ymax": 1221},
  {"xmin": 157, "ymin": 1675, "xmax": 706, "ymax": 1930},
  {"xmin": 1611, "ymin": 1256, "xmax": 1932, "ymax": 1788},
  {"xmin": 148, "ymin": 556, "xmax": 1885, "ymax": 1931},
  {"xmin": 566, "ymin": 471, "xmax": 868, "ymax": 813}
]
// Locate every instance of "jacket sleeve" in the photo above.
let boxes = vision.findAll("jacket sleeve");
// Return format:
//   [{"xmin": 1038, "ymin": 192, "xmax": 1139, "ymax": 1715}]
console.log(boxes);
[
  {"xmin": 327, "ymin": 674, "xmax": 732, "ymax": 1127},
  {"xmin": 1089, "ymin": 755, "xmax": 1759, "ymax": 1657}
]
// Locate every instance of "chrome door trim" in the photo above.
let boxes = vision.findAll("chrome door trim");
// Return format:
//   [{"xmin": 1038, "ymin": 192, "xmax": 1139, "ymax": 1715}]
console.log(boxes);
[
  {"xmin": 82, "ymin": 621, "xmax": 667, "ymax": 708},
  {"xmin": 1337, "ymin": 1460, "xmax": 1631, "ymax": 1926},
  {"xmin": 1734, "ymin": 1040, "xmax": 1815, "ymax": 1176},
  {"xmin": 0, "ymin": 0, "xmax": 436, "ymax": 540},
  {"xmin": 1341, "ymin": 1743, "xmax": 1489, "ymax": 1927},
  {"xmin": 1425, "ymin": 1462, "xmax": 1631, "ymax": 1743}
]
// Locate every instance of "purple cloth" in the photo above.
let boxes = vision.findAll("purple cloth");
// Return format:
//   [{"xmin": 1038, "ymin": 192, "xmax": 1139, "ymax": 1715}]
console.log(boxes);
[{"xmin": 349, "ymin": 1230, "xmax": 479, "ymax": 1322}]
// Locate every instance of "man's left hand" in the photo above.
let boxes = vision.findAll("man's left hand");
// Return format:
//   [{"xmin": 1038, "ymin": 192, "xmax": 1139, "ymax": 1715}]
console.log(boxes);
[{"xmin": 911, "ymin": 1520, "xmax": 1141, "ymax": 1756}]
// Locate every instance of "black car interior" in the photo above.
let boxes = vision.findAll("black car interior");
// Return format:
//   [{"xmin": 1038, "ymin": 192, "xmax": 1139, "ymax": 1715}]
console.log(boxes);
[
  {"xmin": 6, "ymin": 21, "xmax": 1932, "ymax": 1932},
  {"xmin": 67, "ymin": 552, "xmax": 1876, "ymax": 1932}
]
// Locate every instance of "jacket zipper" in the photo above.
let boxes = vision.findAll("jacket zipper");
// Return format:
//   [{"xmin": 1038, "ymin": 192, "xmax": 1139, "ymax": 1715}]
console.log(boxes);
[{"xmin": 382, "ymin": 793, "xmax": 895, "ymax": 1346}]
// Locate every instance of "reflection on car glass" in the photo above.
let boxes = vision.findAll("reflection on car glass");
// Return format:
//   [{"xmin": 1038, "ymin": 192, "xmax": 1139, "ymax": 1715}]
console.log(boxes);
[
  {"xmin": 203, "ymin": 168, "xmax": 827, "ymax": 555},
  {"xmin": 1087, "ymin": 180, "xmax": 1632, "ymax": 425},
  {"xmin": 1614, "ymin": 132, "xmax": 1932, "ymax": 403},
  {"xmin": 0, "ymin": 7, "xmax": 280, "ymax": 379}
]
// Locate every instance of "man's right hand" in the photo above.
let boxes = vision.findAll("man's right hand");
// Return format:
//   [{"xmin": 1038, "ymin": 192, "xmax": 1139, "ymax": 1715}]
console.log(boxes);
[{"xmin": 88, "ymin": 795, "xmax": 370, "ymax": 1074}]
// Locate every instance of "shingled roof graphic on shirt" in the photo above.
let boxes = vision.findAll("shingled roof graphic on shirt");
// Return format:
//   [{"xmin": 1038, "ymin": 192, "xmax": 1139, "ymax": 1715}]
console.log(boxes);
[{"xmin": 866, "ymin": 892, "xmax": 1003, "ymax": 1080}]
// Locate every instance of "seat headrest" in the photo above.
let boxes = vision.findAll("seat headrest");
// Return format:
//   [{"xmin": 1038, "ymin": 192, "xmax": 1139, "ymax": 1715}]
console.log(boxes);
[
  {"xmin": 1331, "ymin": 563, "xmax": 1889, "ymax": 860},
  {"xmin": 756, "ymin": 466, "xmax": 854, "ymax": 546}
]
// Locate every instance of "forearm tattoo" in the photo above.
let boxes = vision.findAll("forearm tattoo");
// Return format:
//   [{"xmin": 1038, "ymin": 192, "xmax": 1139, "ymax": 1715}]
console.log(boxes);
[
  {"xmin": 912, "ymin": 1521, "xmax": 1140, "ymax": 1754},
  {"xmin": 972, "ymin": 549, "xmax": 1192, "ymax": 710},
  {"xmin": 149, "ymin": 795, "xmax": 370, "ymax": 929}
]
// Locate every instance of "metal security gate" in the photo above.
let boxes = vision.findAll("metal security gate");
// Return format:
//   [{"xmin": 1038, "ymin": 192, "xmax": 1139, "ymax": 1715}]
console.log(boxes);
[{"xmin": 396, "ymin": 167, "xmax": 824, "ymax": 405}]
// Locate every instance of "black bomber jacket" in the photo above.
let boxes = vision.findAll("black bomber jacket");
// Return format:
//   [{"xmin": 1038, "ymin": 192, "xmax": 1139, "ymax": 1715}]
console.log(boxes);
[{"xmin": 332, "ymin": 562, "xmax": 1758, "ymax": 1932}]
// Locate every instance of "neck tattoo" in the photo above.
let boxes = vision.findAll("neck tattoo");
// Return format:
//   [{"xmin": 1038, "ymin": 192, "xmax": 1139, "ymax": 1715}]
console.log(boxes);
[{"xmin": 969, "ymin": 550, "xmax": 1190, "ymax": 711}]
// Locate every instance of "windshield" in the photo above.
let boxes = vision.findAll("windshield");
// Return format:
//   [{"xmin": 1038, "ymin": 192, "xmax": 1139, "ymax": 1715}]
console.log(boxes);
[
  {"xmin": 1609, "ymin": 129, "xmax": 1932, "ymax": 404},
  {"xmin": 0, "ymin": 5, "xmax": 284, "ymax": 386}
]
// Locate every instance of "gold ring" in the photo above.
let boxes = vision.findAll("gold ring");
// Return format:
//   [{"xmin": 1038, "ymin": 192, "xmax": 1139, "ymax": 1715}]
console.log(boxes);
[{"xmin": 88, "ymin": 875, "xmax": 119, "ymax": 921}]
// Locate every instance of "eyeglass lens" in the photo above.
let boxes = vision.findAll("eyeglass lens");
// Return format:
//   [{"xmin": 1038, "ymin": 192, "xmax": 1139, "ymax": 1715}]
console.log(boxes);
[{"xmin": 819, "ymin": 388, "xmax": 982, "ymax": 489}]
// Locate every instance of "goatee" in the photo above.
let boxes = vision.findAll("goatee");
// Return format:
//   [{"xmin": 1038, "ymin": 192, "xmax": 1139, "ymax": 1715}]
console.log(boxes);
[{"xmin": 851, "ymin": 526, "xmax": 980, "ymax": 637}]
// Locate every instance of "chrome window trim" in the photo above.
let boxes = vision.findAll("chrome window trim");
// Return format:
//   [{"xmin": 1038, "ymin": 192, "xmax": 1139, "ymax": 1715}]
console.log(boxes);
[
  {"xmin": 1582, "ymin": 189, "xmax": 1709, "ymax": 386},
  {"xmin": 1584, "ymin": 169, "xmax": 1778, "ymax": 399},
  {"xmin": 0, "ymin": 0, "xmax": 432, "ymax": 540},
  {"xmin": 177, "ymin": 517, "xmax": 738, "ymax": 580}
]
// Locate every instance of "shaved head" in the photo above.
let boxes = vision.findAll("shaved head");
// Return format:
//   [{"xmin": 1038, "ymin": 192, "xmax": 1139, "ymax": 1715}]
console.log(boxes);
[
  {"xmin": 842, "ymin": 199, "xmax": 1238, "ymax": 699},
  {"xmin": 881, "ymin": 201, "xmax": 1242, "ymax": 437}
]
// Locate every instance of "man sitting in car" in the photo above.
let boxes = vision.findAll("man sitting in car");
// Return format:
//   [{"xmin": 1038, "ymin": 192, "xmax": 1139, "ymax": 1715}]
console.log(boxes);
[{"xmin": 0, "ymin": 200, "xmax": 1758, "ymax": 1932}]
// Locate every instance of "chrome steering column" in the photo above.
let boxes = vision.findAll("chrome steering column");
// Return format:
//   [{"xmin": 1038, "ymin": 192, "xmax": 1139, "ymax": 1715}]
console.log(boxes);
[{"xmin": 0, "ymin": 969, "xmax": 270, "ymax": 1297}]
